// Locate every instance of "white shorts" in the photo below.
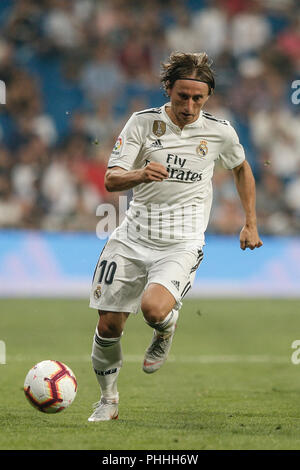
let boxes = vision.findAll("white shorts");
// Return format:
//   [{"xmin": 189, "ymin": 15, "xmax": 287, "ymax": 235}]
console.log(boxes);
[{"xmin": 89, "ymin": 234, "xmax": 203, "ymax": 314}]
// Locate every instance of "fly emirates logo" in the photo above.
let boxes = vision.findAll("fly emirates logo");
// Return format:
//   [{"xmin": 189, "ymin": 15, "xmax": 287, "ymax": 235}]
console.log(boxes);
[{"xmin": 146, "ymin": 154, "xmax": 203, "ymax": 183}]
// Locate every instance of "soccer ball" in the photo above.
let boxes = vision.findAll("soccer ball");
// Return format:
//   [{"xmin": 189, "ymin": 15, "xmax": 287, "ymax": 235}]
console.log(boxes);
[{"xmin": 24, "ymin": 360, "xmax": 77, "ymax": 413}]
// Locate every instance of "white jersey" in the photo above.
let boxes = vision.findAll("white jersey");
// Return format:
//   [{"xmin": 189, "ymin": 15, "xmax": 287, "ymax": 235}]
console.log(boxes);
[{"xmin": 108, "ymin": 103, "xmax": 245, "ymax": 248}]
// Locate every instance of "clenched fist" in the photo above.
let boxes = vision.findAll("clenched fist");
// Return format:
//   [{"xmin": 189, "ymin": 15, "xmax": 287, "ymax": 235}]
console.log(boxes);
[{"xmin": 140, "ymin": 162, "xmax": 169, "ymax": 183}]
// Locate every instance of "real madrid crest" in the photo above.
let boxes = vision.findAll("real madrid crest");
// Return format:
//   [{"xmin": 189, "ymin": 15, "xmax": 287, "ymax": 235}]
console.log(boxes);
[
  {"xmin": 93, "ymin": 284, "xmax": 102, "ymax": 300},
  {"xmin": 196, "ymin": 140, "xmax": 208, "ymax": 157},
  {"xmin": 153, "ymin": 120, "xmax": 166, "ymax": 137}
]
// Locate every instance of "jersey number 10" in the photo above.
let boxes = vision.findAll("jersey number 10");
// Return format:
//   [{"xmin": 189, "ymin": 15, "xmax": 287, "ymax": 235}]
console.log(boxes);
[{"xmin": 97, "ymin": 260, "xmax": 117, "ymax": 285}]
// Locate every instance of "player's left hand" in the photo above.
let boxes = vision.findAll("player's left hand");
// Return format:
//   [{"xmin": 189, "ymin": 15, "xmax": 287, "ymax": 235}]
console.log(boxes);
[{"xmin": 239, "ymin": 225, "xmax": 263, "ymax": 251}]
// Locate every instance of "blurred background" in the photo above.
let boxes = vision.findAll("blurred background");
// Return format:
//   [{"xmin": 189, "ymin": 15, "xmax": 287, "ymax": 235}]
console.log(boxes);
[{"xmin": 0, "ymin": 0, "xmax": 299, "ymax": 298}]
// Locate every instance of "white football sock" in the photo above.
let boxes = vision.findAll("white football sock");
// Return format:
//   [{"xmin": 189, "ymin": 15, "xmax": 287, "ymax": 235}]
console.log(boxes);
[
  {"xmin": 91, "ymin": 328, "xmax": 123, "ymax": 401},
  {"xmin": 145, "ymin": 309, "xmax": 178, "ymax": 335}
]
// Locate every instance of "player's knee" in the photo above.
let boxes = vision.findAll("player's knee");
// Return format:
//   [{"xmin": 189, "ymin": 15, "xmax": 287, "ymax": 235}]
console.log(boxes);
[
  {"xmin": 97, "ymin": 318, "xmax": 123, "ymax": 338},
  {"xmin": 141, "ymin": 300, "xmax": 166, "ymax": 324}
]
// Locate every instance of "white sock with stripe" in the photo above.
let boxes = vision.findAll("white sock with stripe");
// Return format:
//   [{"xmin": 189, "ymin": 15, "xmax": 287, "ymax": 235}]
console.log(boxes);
[
  {"xmin": 91, "ymin": 329, "xmax": 123, "ymax": 401},
  {"xmin": 144, "ymin": 309, "xmax": 178, "ymax": 335}
]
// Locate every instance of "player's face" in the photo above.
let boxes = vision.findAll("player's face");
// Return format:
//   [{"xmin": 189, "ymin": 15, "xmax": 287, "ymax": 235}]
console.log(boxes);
[{"xmin": 167, "ymin": 79, "xmax": 210, "ymax": 128}]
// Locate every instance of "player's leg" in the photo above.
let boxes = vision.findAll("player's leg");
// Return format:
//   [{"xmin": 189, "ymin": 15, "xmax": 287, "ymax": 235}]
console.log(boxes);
[
  {"xmin": 141, "ymin": 246, "xmax": 203, "ymax": 373},
  {"xmin": 88, "ymin": 236, "xmax": 146, "ymax": 421},
  {"xmin": 141, "ymin": 283, "xmax": 178, "ymax": 373},
  {"xmin": 141, "ymin": 283, "xmax": 177, "ymax": 331},
  {"xmin": 93, "ymin": 310, "xmax": 129, "ymax": 400},
  {"xmin": 89, "ymin": 310, "xmax": 129, "ymax": 422}
]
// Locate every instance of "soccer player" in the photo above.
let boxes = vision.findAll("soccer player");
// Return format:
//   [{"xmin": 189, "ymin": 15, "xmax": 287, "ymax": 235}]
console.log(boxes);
[{"xmin": 88, "ymin": 52, "xmax": 263, "ymax": 421}]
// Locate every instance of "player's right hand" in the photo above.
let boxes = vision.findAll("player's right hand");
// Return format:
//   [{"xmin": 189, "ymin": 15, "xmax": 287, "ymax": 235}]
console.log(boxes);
[{"xmin": 140, "ymin": 162, "xmax": 169, "ymax": 183}]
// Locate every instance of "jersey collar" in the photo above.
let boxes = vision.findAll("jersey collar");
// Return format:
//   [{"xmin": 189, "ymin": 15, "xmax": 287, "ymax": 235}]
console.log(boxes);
[{"xmin": 162, "ymin": 103, "xmax": 204, "ymax": 131}]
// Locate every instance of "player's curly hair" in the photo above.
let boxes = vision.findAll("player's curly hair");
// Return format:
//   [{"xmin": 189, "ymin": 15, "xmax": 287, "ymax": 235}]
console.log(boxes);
[{"xmin": 160, "ymin": 52, "xmax": 215, "ymax": 95}]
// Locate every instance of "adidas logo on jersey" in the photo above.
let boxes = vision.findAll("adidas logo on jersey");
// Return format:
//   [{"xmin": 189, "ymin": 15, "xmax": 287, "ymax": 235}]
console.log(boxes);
[
  {"xmin": 171, "ymin": 280, "xmax": 180, "ymax": 290},
  {"xmin": 151, "ymin": 139, "xmax": 163, "ymax": 149}
]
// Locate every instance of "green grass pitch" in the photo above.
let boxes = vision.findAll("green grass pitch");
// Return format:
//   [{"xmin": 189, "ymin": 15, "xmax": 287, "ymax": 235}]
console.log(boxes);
[{"xmin": 1, "ymin": 297, "xmax": 300, "ymax": 450}]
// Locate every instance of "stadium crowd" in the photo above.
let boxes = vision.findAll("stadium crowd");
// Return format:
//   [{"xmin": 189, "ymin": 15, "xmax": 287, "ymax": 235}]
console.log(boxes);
[{"xmin": 0, "ymin": 0, "xmax": 299, "ymax": 235}]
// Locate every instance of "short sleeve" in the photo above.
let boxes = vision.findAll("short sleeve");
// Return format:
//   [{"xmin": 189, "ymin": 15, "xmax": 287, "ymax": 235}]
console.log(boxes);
[
  {"xmin": 107, "ymin": 113, "xmax": 143, "ymax": 171},
  {"xmin": 218, "ymin": 124, "xmax": 245, "ymax": 170}
]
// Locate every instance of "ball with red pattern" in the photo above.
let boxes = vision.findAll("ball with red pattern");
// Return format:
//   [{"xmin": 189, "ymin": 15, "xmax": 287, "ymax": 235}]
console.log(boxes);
[{"xmin": 24, "ymin": 360, "xmax": 77, "ymax": 413}]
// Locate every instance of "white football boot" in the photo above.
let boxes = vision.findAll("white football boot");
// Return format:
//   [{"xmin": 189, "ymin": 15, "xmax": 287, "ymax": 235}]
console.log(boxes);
[
  {"xmin": 88, "ymin": 396, "xmax": 119, "ymax": 422},
  {"xmin": 143, "ymin": 310, "xmax": 178, "ymax": 374}
]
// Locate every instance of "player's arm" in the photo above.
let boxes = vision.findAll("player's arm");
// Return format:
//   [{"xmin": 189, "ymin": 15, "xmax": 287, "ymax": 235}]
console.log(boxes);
[
  {"xmin": 232, "ymin": 160, "xmax": 263, "ymax": 251},
  {"xmin": 105, "ymin": 163, "xmax": 169, "ymax": 192}
]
